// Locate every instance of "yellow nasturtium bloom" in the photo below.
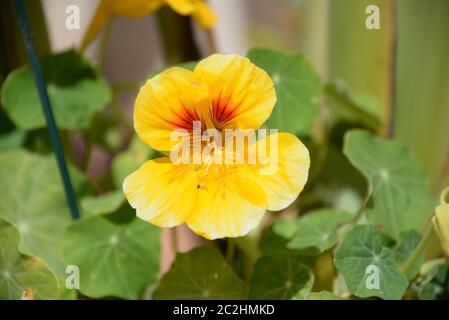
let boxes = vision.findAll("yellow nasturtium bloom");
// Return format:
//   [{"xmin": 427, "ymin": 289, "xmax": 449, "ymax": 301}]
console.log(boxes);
[
  {"xmin": 432, "ymin": 187, "xmax": 449, "ymax": 256},
  {"xmin": 81, "ymin": 0, "xmax": 217, "ymax": 50},
  {"xmin": 123, "ymin": 54, "xmax": 310, "ymax": 239}
]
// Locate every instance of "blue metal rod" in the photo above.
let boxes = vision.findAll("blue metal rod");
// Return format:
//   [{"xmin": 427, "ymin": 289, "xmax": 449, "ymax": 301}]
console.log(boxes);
[{"xmin": 12, "ymin": 0, "xmax": 80, "ymax": 220}]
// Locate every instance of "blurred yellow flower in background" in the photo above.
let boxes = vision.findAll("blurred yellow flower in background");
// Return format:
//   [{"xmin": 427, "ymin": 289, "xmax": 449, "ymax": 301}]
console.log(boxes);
[
  {"xmin": 81, "ymin": 0, "xmax": 217, "ymax": 50},
  {"xmin": 123, "ymin": 54, "xmax": 310, "ymax": 239},
  {"xmin": 432, "ymin": 187, "xmax": 449, "ymax": 256}
]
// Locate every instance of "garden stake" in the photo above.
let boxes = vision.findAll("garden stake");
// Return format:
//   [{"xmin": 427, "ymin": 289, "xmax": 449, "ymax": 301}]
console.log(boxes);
[{"xmin": 12, "ymin": 0, "xmax": 80, "ymax": 220}]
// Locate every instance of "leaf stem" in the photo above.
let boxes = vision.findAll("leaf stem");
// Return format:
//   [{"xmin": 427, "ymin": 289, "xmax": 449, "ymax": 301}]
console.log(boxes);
[
  {"xmin": 400, "ymin": 223, "xmax": 434, "ymax": 275},
  {"xmin": 96, "ymin": 17, "xmax": 115, "ymax": 72},
  {"xmin": 170, "ymin": 227, "xmax": 178, "ymax": 256}
]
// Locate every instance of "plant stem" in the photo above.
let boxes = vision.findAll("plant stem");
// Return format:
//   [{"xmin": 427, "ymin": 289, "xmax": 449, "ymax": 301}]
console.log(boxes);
[
  {"xmin": 170, "ymin": 227, "xmax": 178, "ymax": 256},
  {"xmin": 400, "ymin": 223, "xmax": 434, "ymax": 275},
  {"xmin": 156, "ymin": 7, "xmax": 201, "ymax": 64},
  {"xmin": 96, "ymin": 17, "xmax": 115, "ymax": 72}
]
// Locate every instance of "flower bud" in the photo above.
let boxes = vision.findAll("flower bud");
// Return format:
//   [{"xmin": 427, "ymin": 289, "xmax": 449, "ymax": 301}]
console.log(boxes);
[{"xmin": 432, "ymin": 187, "xmax": 449, "ymax": 256}]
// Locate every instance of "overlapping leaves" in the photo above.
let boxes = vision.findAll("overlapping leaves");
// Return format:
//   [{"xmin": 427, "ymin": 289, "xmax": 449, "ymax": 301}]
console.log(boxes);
[
  {"xmin": 343, "ymin": 130, "xmax": 434, "ymax": 238},
  {"xmin": 1, "ymin": 50, "xmax": 111, "ymax": 130}
]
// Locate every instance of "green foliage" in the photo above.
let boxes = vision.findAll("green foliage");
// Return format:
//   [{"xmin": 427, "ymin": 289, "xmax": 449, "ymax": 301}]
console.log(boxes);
[
  {"xmin": 287, "ymin": 209, "xmax": 352, "ymax": 254},
  {"xmin": 262, "ymin": 209, "xmax": 352, "ymax": 256},
  {"xmin": 418, "ymin": 261, "xmax": 449, "ymax": 300},
  {"xmin": 153, "ymin": 247, "xmax": 247, "ymax": 299},
  {"xmin": 247, "ymin": 48, "xmax": 322, "ymax": 135},
  {"xmin": 343, "ymin": 130, "xmax": 434, "ymax": 238},
  {"xmin": 334, "ymin": 225, "xmax": 408, "ymax": 300},
  {"xmin": 111, "ymin": 136, "xmax": 155, "ymax": 188},
  {"xmin": 0, "ymin": 149, "xmax": 87, "ymax": 275},
  {"xmin": 0, "ymin": 29, "xmax": 446, "ymax": 302},
  {"xmin": 0, "ymin": 221, "xmax": 59, "ymax": 299},
  {"xmin": 392, "ymin": 231, "xmax": 424, "ymax": 280},
  {"xmin": 81, "ymin": 190, "xmax": 125, "ymax": 216},
  {"xmin": 61, "ymin": 216, "xmax": 160, "ymax": 299},
  {"xmin": 0, "ymin": 129, "xmax": 25, "ymax": 151},
  {"xmin": 324, "ymin": 81, "xmax": 382, "ymax": 132},
  {"xmin": 248, "ymin": 254, "xmax": 314, "ymax": 300},
  {"xmin": 1, "ymin": 50, "xmax": 111, "ymax": 130}
]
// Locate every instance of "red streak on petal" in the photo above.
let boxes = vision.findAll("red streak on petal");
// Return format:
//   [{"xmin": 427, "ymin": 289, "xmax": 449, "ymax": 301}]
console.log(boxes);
[
  {"xmin": 212, "ymin": 94, "xmax": 242, "ymax": 129},
  {"xmin": 163, "ymin": 103, "xmax": 205, "ymax": 132}
]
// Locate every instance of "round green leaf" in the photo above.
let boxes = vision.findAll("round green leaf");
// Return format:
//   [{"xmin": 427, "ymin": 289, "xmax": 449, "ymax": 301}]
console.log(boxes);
[
  {"xmin": 61, "ymin": 216, "xmax": 160, "ymax": 299},
  {"xmin": 0, "ymin": 149, "xmax": 87, "ymax": 276},
  {"xmin": 334, "ymin": 225, "xmax": 408, "ymax": 300},
  {"xmin": 111, "ymin": 136, "xmax": 155, "ymax": 188},
  {"xmin": 287, "ymin": 209, "xmax": 352, "ymax": 254},
  {"xmin": 248, "ymin": 254, "xmax": 314, "ymax": 300},
  {"xmin": 1, "ymin": 50, "xmax": 112, "ymax": 130},
  {"xmin": 343, "ymin": 130, "xmax": 435, "ymax": 238},
  {"xmin": 153, "ymin": 247, "xmax": 246, "ymax": 300},
  {"xmin": 80, "ymin": 190, "xmax": 125, "ymax": 216},
  {"xmin": 0, "ymin": 221, "xmax": 59, "ymax": 299},
  {"xmin": 247, "ymin": 48, "xmax": 322, "ymax": 135}
]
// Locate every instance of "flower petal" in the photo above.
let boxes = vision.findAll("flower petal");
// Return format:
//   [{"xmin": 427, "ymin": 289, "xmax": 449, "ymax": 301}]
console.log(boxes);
[
  {"xmin": 192, "ymin": 1, "xmax": 218, "ymax": 29},
  {"xmin": 165, "ymin": 0, "xmax": 196, "ymax": 14},
  {"xmin": 248, "ymin": 132, "xmax": 310, "ymax": 211},
  {"xmin": 193, "ymin": 54, "xmax": 276, "ymax": 131},
  {"xmin": 134, "ymin": 67, "xmax": 212, "ymax": 151},
  {"xmin": 186, "ymin": 166, "xmax": 267, "ymax": 239},
  {"xmin": 80, "ymin": 1, "xmax": 111, "ymax": 51},
  {"xmin": 108, "ymin": 0, "xmax": 164, "ymax": 17},
  {"xmin": 81, "ymin": 0, "xmax": 164, "ymax": 50},
  {"xmin": 123, "ymin": 157, "xmax": 198, "ymax": 227}
]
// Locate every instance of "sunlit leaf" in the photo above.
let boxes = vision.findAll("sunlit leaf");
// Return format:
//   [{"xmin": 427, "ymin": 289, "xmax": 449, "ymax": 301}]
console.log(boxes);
[
  {"xmin": 0, "ymin": 130, "xmax": 25, "ymax": 151},
  {"xmin": 334, "ymin": 225, "xmax": 408, "ymax": 300},
  {"xmin": 391, "ymin": 231, "xmax": 423, "ymax": 280},
  {"xmin": 247, "ymin": 48, "xmax": 321, "ymax": 135},
  {"xmin": 287, "ymin": 209, "xmax": 352, "ymax": 255},
  {"xmin": 0, "ymin": 149, "xmax": 87, "ymax": 276},
  {"xmin": 0, "ymin": 221, "xmax": 59, "ymax": 299},
  {"xmin": 80, "ymin": 190, "xmax": 125, "ymax": 216},
  {"xmin": 153, "ymin": 247, "xmax": 246, "ymax": 299},
  {"xmin": 248, "ymin": 254, "xmax": 313, "ymax": 300},
  {"xmin": 1, "ymin": 50, "xmax": 111, "ymax": 130},
  {"xmin": 343, "ymin": 130, "xmax": 434, "ymax": 238},
  {"xmin": 61, "ymin": 216, "xmax": 160, "ymax": 299}
]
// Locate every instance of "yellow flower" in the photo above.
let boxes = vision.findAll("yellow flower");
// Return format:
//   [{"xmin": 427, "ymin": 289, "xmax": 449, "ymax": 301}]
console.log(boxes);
[
  {"xmin": 123, "ymin": 54, "xmax": 310, "ymax": 239},
  {"xmin": 81, "ymin": 0, "xmax": 217, "ymax": 50},
  {"xmin": 432, "ymin": 187, "xmax": 449, "ymax": 256}
]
